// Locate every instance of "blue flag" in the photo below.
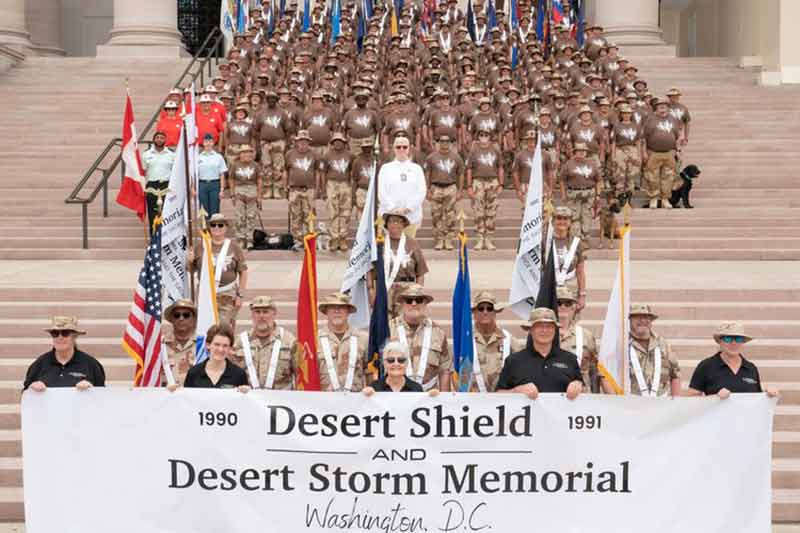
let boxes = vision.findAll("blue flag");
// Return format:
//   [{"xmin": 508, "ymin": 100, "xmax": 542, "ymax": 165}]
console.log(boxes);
[
  {"xmin": 487, "ymin": 0, "xmax": 497, "ymax": 30},
  {"xmin": 367, "ymin": 239, "xmax": 390, "ymax": 380},
  {"xmin": 280, "ymin": 0, "xmax": 285, "ymax": 17},
  {"xmin": 452, "ymin": 234, "xmax": 475, "ymax": 392},
  {"xmin": 466, "ymin": 0, "xmax": 476, "ymax": 42},
  {"xmin": 357, "ymin": 0, "xmax": 366, "ymax": 51},
  {"xmin": 331, "ymin": 0, "xmax": 341, "ymax": 44},
  {"xmin": 236, "ymin": 0, "xmax": 247, "ymax": 32},
  {"xmin": 535, "ymin": 0, "xmax": 545, "ymax": 40},
  {"xmin": 302, "ymin": 0, "xmax": 311, "ymax": 31},
  {"xmin": 575, "ymin": 0, "xmax": 585, "ymax": 47},
  {"xmin": 510, "ymin": 0, "xmax": 518, "ymax": 69}
]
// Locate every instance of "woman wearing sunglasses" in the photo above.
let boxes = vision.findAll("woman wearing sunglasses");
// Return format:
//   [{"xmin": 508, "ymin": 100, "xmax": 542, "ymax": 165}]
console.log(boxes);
[
  {"xmin": 687, "ymin": 322, "xmax": 778, "ymax": 399},
  {"xmin": 362, "ymin": 341, "xmax": 438, "ymax": 396},
  {"xmin": 23, "ymin": 316, "xmax": 105, "ymax": 392}
]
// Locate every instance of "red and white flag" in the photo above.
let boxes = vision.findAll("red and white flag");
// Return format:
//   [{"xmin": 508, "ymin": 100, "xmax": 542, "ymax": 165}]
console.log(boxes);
[{"xmin": 115, "ymin": 91, "xmax": 147, "ymax": 220}]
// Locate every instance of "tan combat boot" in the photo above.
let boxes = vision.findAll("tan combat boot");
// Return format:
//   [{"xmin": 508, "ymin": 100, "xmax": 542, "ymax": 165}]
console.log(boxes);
[
  {"xmin": 662, "ymin": 199, "xmax": 673, "ymax": 209},
  {"xmin": 649, "ymin": 199, "xmax": 658, "ymax": 209},
  {"xmin": 474, "ymin": 236, "xmax": 485, "ymax": 250},
  {"xmin": 484, "ymin": 236, "xmax": 497, "ymax": 251},
  {"xmin": 338, "ymin": 239, "xmax": 349, "ymax": 251},
  {"xmin": 434, "ymin": 239, "xmax": 445, "ymax": 250},
  {"xmin": 444, "ymin": 239, "xmax": 454, "ymax": 250}
]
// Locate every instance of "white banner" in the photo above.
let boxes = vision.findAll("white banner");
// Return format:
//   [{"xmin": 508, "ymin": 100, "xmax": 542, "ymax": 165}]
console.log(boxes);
[
  {"xmin": 22, "ymin": 391, "xmax": 775, "ymax": 533},
  {"xmin": 508, "ymin": 137, "xmax": 544, "ymax": 319},
  {"xmin": 160, "ymin": 124, "xmax": 191, "ymax": 306}
]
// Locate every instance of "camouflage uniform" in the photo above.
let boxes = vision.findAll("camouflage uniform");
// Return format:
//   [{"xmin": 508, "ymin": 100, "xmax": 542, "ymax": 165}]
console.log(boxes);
[
  {"xmin": 628, "ymin": 333, "xmax": 680, "ymax": 396},
  {"xmin": 317, "ymin": 327, "xmax": 370, "ymax": 392},
  {"xmin": 289, "ymin": 189, "xmax": 316, "ymax": 241},
  {"xmin": 471, "ymin": 178, "xmax": 500, "ymax": 237},
  {"xmin": 389, "ymin": 315, "xmax": 452, "ymax": 391},
  {"xmin": 163, "ymin": 332, "xmax": 196, "ymax": 386},
  {"xmin": 561, "ymin": 324, "xmax": 599, "ymax": 392},
  {"xmin": 229, "ymin": 154, "xmax": 261, "ymax": 248},
  {"xmin": 232, "ymin": 327, "xmax": 298, "ymax": 390},
  {"xmin": 471, "ymin": 328, "xmax": 526, "ymax": 392}
]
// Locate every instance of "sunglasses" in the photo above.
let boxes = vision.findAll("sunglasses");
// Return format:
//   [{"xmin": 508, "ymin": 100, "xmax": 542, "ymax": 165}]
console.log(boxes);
[
  {"xmin": 394, "ymin": 145, "xmax": 410, "ymax": 150},
  {"xmin": 404, "ymin": 297, "xmax": 427, "ymax": 305},
  {"xmin": 49, "ymin": 330, "xmax": 73, "ymax": 338},
  {"xmin": 385, "ymin": 357, "xmax": 408, "ymax": 364},
  {"xmin": 209, "ymin": 223, "xmax": 226, "ymax": 228},
  {"xmin": 476, "ymin": 305, "xmax": 494, "ymax": 313},
  {"xmin": 720, "ymin": 335, "xmax": 746, "ymax": 344},
  {"xmin": 174, "ymin": 312, "xmax": 194, "ymax": 320},
  {"xmin": 558, "ymin": 300, "xmax": 575, "ymax": 307}
]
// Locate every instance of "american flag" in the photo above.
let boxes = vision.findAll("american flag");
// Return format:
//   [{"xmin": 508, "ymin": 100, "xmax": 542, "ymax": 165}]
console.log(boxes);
[{"xmin": 122, "ymin": 221, "xmax": 164, "ymax": 387}]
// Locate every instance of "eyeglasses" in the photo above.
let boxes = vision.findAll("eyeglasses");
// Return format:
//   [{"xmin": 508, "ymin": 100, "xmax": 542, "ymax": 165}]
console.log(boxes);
[
  {"xmin": 476, "ymin": 305, "xmax": 494, "ymax": 313},
  {"xmin": 405, "ymin": 297, "xmax": 426, "ymax": 305},
  {"xmin": 394, "ymin": 145, "xmax": 410, "ymax": 150},
  {"xmin": 209, "ymin": 223, "xmax": 226, "ymax": 228},
  {"xmin": 720, "ymin": 335, "xmax": 746, "ymax": 344},
  {"xmin": 49, "ymin": 330, "xmax": 73, "ymax": 338},
  {"xmin": 385, "ymin": 357, "xmax": 408, "ymax": 364},
  {"xmin": 558, "ymin": 300, "xmax": 575, "ymax": 307},
  {"xmin": 174, "ymin": 312, "xmax": 194, "ymax": 320}
]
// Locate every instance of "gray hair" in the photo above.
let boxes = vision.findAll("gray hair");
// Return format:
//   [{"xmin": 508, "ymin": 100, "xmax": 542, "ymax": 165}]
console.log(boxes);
[{"xmin": 383, "ymin": 340, "xmax": 409, "ymax": 361}]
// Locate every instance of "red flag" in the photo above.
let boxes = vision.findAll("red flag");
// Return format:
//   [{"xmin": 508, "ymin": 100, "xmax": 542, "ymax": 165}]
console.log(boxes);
[
  {"xmin": 115, "ymin": 91, "xmax": 146, "ymax": 220},
  {"xmin": 295, "ymin": 233, "xmax": 322, "ymax": 390}
]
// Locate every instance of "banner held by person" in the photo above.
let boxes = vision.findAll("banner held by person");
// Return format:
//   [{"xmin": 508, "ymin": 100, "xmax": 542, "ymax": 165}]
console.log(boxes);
[
  {"xmin": 22, "ymin": 390, "xmax": 775, "ymax": 533},
  {"xmin": 508, "ymin": 137, "xmax": 544, "ymax": 319}
]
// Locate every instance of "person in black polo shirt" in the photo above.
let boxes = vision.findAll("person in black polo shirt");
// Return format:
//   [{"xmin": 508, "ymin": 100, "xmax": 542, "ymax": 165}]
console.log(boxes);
[
  {"xmin": 24, "ymin": 316, "xmax": 105, "ymax": 392},
  {"xmin": 687, "ymin": 322, "xmax": 778, "ymax": 400},
  {"xmin": 178, "ymin": 325, "xmax": 251, "ymax": 392},
  {"xmin": 362, "ymin": 341, "xmax": 438, "ymax": 395},
  {"xmin": 496, "ymin": 308, "xmax": 583, "ymax": 400}
]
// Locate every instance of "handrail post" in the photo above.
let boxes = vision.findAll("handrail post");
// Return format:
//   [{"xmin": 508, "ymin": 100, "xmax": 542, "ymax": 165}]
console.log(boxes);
[
  {"xmin": 102, "ymin": 172, "xmax": 109, "ymax": 217},
  {"xmin": 81, "ymin": 204, "xmax": 89, "ymax": 249}
]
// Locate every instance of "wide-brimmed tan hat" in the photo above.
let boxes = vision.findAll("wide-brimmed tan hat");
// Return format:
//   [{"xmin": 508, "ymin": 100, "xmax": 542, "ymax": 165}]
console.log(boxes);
[
  {"xmin": 249, "ymin": 295, "xmax": 277, "ymax": 310},
  {"xmin": 400, "ymin": 284, "xmax": 434, "ymax": 304},
  {"xmin": 471, "ymin": 291, "xmax": 504, "ymax": 312},
  {"xmin": 557, "ymin": 286, "xmax": 577, "ymax": 302},
  {"xmin": 44, "ymin": 316, "xmax": 86, "ymax": 335},
  {"xmin": 382, "ymin": 208, "xmax": 410, "ymax": 226},
  {"xmin": 295, "ymin": 130, "xmax": 312, "ymax": 142},
  {"xmin": 319, "ymin": 292, "xmax": 357, "ymax": 314},
  {"xmin": 554, "ymin": 205, "xmax": 573, "ymax": 218},
  {"xmin": 630, "ymin": 303, "xmax": 658, "ymax": 319},
  {"xmin": 521, "ymin": 307, "xmax": 558, "ymax": 330},
  {"xmin": 208, "ymin": 213, "xmax": 228, "ymax": 225},
  {"xmin": 713, "ymin": 321, "xmax": 753, "ymax": 343},
  {"xmin": 164, "ymin": 299, "xmax": 197, "ymax": 322}
]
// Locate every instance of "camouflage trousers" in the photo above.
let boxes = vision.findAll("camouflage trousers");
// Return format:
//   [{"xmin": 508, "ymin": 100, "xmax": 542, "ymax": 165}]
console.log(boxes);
[
  {"xmin": 645, "ymin": 150, "xmax": 676, "ymax": 201},
  {"xmin": 612, "ymin": 146, "xmax": 641, "ymax": 195},
  {"xmin": 354, "ymin": 187, "xmax": 368, "ymax": 214},
  {"xmin": 543, "ymin": 148, "xmax": 559, "ymax": 197},
  {"xmin": 217, "ymin": 294, "xmax": 239, "ymax": 329},
  {"xmin": 430, "ymin": 184, "xmax": 458, "ymax": 241},
  {"xmin": 234, "ymin": 184, "xmax": 259, "ymax": 249},
  {"xmin": 326, "ymin": 180, "xmax": 353, "ymax": 242},
  {"xmin": 289, "ymin": 187, "xmax": 316, "ymax": 242},
  {"xmin": 471, "ymin": 177, "xmax": 499, "ymax": 236},
  {"xmin": 260, "ymin": 140, "xmax": 286, "ymax": 199},
  {"xmin": 566, "ymin": 188, "xmax": 595, "ymax": 239}
]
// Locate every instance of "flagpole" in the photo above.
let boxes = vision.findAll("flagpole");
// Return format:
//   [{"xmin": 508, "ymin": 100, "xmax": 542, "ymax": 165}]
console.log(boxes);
[{"xmin": 182, "ymin": 119, "xmax": 196, "ymax": 302}]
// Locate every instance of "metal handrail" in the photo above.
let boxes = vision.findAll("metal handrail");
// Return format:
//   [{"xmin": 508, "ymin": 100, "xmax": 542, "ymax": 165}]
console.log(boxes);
[{"xmin": 66, "ymin": 27, "xmax": 225, "ymax": 249}]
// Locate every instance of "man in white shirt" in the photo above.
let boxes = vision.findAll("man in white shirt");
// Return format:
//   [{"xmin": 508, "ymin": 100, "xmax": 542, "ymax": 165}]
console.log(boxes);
[{"xmin": 378, "ymin": 135, "xmax": 427, "ymax": 238}]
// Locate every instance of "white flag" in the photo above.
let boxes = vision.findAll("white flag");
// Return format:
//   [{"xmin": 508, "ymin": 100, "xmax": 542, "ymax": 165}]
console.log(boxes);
[
  {"xmin": 160, "ymin": 124, "xmax": 190, "ymax": 307},
  {"xmin": 194, "ymin": 230, "xmax": 220, "ymax": 364},
  {"xmin": 341, "ymin": 165, "xmax": 377, "ymax": 328},
  {"xmin": 220, "ymin": 0, "xmax": 236, "ymax": 53},
  {"xmin": 598, "ymin": 226, "xmax": 631, "ymax": 394},
  {"xmin": 508, "ymin": 137, "xmax": 544, "ymax": 319}
]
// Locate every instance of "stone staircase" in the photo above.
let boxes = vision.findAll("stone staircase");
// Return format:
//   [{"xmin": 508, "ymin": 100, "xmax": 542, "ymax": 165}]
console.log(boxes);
[{"xmin": 0, "ymin": 54, "xmax": 799, "ymax": 524}]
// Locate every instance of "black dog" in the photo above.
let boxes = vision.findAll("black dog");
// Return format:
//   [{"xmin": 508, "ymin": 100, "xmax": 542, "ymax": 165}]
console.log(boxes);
[{"xmin": 670, "ymin": 164, "xmax": 701, "ymax": 208}]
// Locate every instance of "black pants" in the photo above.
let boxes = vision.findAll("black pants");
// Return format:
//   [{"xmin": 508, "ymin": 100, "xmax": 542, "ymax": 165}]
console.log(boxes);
[{"xmin": 146, "ymin": 181, "xmax": 169, "ymax": 233}]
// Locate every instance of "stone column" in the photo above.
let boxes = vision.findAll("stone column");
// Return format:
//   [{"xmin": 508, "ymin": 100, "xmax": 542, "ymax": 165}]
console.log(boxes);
[
  {"xmin": 26, "ymin": 0, "xmax": 64, "ymax": 56},
  {"xmin": 97, "ymin": 0, "xmax": 186, "ymax": 57},
  {"xmin": 592, "ymin": 0, "xmax": 665, "ymax": 46},
  {"xmin": 0, "ymin": 0, "xmax": 33, "ymax": 50}
]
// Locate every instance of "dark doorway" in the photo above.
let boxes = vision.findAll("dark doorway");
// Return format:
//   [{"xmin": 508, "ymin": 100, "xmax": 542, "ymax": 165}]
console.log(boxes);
[{"xmin": 178, "ymin": 0, "xmax": 223, "ymax": 56}]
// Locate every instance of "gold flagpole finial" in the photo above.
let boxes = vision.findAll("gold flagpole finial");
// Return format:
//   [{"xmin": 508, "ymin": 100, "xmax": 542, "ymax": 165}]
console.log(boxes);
[
  {"xmin": 623, "ymin": 201, "xmax": 632, "ymax": 227},
  {"xmin": 543, "ymin": 196, "xmax": 555, "ymax": 221},
  {"xmin": 375, "ymin": 214, "xmax": 385, "ymax": 243},
  {"xmin": 307, "ymin": 211, "xmax": 317, "ymax": 234},
  {"xmin": 457, "ymin": 209, "xmax": 466, "ymax": 235}
]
